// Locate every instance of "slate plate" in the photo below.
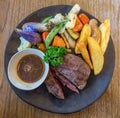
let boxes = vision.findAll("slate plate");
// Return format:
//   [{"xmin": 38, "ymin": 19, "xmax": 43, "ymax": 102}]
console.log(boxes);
[{"xmin": 4, "ymin": 5, "xmax": 115, "ymax": 114}]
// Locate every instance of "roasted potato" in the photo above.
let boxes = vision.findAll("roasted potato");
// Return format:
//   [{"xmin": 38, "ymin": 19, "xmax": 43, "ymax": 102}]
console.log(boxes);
[
  {"xmin": 99, "ymin": 19, "xmax": 110, "ymax": 55},
  {"xmin": 89, "ymin": 19, "xmax": 101, "ymax": 43},
  {"xmin": 75, "ymin": 24, "xmax": 91, "ymax": 54},
  {"xmin": 37, "ymin": 43, "xmax": 46, "ymax": 52},
  {"xmin": 87, "ymin": 37, "xmax": 104, "ymax": 75},
  {"xmin": 79, "ymin": 41, "xmax": 93, "ymax": 69}
]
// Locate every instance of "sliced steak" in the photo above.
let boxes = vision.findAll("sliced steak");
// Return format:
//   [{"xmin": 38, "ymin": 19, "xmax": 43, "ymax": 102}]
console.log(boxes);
[
  {"xmin": 45, "ymin": 71, "xmax": 64, "ymax": 99},
  {"xmin": 59, "ymin": 54, "xmax": 91, "ymax": 80},
  {"xmin": 55, "ymin": 54, "xmax": 91, "ymax": 90},
  {"xmin": 53, "ymin": 70, "xmax": 79, "ymax": 93}
]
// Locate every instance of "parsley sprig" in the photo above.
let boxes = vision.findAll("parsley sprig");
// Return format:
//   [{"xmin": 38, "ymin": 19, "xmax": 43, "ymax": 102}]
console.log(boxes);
[{"xmin": 44, "ymin": 46, "xmax": 67, "ymax": 66}]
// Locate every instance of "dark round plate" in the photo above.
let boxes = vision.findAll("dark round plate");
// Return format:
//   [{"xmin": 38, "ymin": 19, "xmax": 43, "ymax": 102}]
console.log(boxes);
[{"xmin": 4, "ymin": 5, "xmax": 115, "ymax": 114}]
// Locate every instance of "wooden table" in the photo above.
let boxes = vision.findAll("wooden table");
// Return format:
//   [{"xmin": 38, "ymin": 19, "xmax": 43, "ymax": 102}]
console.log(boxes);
[{"xmin": 0, "ymin": 0, "xmax": 119, "ymax": 118}]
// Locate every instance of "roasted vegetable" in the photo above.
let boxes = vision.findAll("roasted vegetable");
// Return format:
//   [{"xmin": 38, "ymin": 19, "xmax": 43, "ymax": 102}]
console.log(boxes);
[
  {"xmin": 89, "ymin": 19, "xmax": 101, "ymax": 43},
  {"xmin": 41, "ymin": 16, "xmax": 52, "ymax": 23},
  {"xmin": 41, "ymin": 31, "xmax": 49, "ymax": 42},
  {"xmin": 65, "ymin": 13, "xmax": 77, "ymax": 29},
  {"xmin": 69, "ymin": 4, "xmax": 81, "ymax": 15},
  {"xmin": 64, "ymin": 30, "xmax": 76, "ymax": 48},
  {"xmin": 66, "ymin": 48, "xmax": 72, "ymax": 53},
  {"xmin": 37, "ymin": 43, "xmax": 46, "ymax": 52},
  {"xmin": 87, "ymin": 37, "xmax": 104, "ymax": 75},
  {"xmin": 79, "ymin": 41, "xmax": 93, "ymax": 69},
  {"xmin": 78, "ymin": 24, "xmax": 91, "ymax": 45},
  {"xmin": 44, "ymin": 46, "xmax": 67, "ymax": 66},
  {"xmin": 16, "ymin": 29, "xmax": 41, "ymax": 45},
  {"xmin": 22, "ymin": 22, "xmax": 48, "ymax": 32},
  {"xmin": 49, "ymin": 13, "xmax": 65, "ymax": 25},
  {"xmin": 72, "ymin": 17, "xmax": 83, "ymax": 32},
  {"xmin": 99, "ymin": 19, "xmax": 110, "ymax": 55},
  {"xmin": 60, "ymin": 33, "xmax": 70, "ymax": 48},
  {"xmin": 59, "ymin": 26, "xmax": 66, "ymax": 34},
  {"xmin": 67, "ymin": 28, "xmax": 79, "ymax": 40},
  {"xmin": 79, "ymin": 13, "xmax": 90, "ymax": 24},
  {"xmin": 52, "ymin": 35, "xmax": 66, "ymax": 48},
  {"xmin": 75, "ymin": 24, "xmax": 91, "ymax": 54},
  {"xmin": 45, "ymin": 22, "xmax": 65, "ymax": 48},
  {"xmin": 17, "ymin": 37, "xmax": 31, "ymax": 52},
  {"xmin": 66, "ymin": 4, "xmax": 81, "ymax": 29}
]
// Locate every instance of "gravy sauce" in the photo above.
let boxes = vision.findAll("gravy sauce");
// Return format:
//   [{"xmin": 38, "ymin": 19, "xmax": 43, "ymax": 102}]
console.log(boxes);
[{"xmin": 17, "ymin": 54, "xmax": 45, "ymax": 83}]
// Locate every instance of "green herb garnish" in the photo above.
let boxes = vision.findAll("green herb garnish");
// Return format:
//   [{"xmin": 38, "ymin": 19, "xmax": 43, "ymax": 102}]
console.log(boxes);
[{"xmin": 44, "ymin": 46, "xmax": 67, "ymax": 66}]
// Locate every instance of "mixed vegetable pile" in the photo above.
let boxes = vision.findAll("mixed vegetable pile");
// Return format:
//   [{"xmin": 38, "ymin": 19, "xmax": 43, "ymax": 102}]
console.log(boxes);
[{"xmin": 16, "ymin": 4, "xmax": 110, "ymax": 75}]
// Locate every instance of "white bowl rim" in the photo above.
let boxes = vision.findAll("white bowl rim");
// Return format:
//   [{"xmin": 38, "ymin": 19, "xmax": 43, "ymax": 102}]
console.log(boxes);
[{"xmin": 8, "ymin": 48, "xmax": 49, "ymax": 90}]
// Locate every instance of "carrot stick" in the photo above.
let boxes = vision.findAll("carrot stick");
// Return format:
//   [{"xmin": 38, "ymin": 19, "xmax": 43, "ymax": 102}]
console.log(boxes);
[
  {"xmin": 42, "ymin": 31, "xmax": 49, "ymax": 42},
  {"xmin": 79, "ymin": 13, "xmax": 90, "ymax": 25},
  {"xmin": 73, "ymin": 17, "xmax": 83, "ymax": 32}
]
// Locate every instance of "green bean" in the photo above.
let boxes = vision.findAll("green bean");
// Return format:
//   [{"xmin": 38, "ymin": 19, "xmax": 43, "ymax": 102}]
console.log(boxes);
[
  {"xmin": 45, "ymin": 22, "xmax": 65, "ymax": 48},
  {"xmin": 41, "ymin": 16, "xmax": 52, "ymax": 23}
]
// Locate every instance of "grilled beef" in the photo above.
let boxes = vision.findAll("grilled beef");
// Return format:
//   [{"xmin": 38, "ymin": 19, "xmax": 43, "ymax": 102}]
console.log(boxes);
[
  {"xmin": 45, "ymin": 71, "xmax": 64, "ymax": 99},
  {"xmin": 45, "ymin": 54, "xmax": 91, "ymax": 99},
  {"xmin": 53, "ymin": 70, "xmax": 79, "ymax": 93},
  {"xmin": 55, "ymin": 54, "xmax": 91, "ymax": 90}
]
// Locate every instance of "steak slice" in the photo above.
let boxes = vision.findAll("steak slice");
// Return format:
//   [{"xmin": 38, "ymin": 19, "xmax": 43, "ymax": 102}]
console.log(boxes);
[
  {"xmin": 55, "ymin": 67, "xmax": 87, "ymax": 90},
  {"xmin": 55, "ymin": 54, "xmax": 91, "ymax": 90},
  {"xmin": 59, "ymin": 54, "xmax": 91, "ymax": 81},
  {"xmin": 44, "ymin": 71, "xmax": 64, "ymax": 99},
  {"xmin": 53, "ymin": 70, "xmax": 79, "ymax": 93}
]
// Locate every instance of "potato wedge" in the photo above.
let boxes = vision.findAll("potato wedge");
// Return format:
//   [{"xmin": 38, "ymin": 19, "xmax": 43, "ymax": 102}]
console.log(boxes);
[
  {"xmin": 78, "ymin": 24, "xmax": 91, "ymax": 45},
  {"xmin": 87, "ymin": 37, "xmax": 104, "ymax": 75},
  {"xmin": 89, "ymin": 19, "xmax": 101, "ymax": 43},
  {"xmin": 79, "ymin": 41, "xmax": 93, "ymax": 69},
  {"xmin": 75, "ymin": 24, "xmax": 91, "ymax": 54},
  {"xmin": 99, "ymin": 19, "xmax": 110, "ymax": 55}
]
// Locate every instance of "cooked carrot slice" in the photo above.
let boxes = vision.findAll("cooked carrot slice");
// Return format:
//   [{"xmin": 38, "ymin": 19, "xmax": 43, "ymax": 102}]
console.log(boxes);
[
  {"xmin": 52, "ymin": 35, "xmax": 66, "ymax": 48},
  {"xmin": 73, "ymin": 17, "xmax": 83, "ymax": 32},
  {"xmin": 79, "ymin": 13, "xmax": 90, "ymax": 24},
  {"xmin": 42, "ymin": 31, "xmax": 49, "ymax": 41}
]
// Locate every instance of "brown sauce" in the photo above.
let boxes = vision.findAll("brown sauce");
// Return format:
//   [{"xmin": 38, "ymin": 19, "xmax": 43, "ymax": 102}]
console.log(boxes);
[{"xmin": 17, "ymin": 54, "xmax": 45, "ymax": 83}]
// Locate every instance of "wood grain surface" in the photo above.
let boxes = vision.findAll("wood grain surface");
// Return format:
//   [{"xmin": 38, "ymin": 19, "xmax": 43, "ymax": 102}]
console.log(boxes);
[{"xmin": 0, "ymin": 0, "xmax": 120, "ymax": 118}]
